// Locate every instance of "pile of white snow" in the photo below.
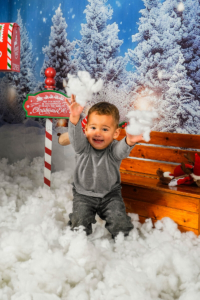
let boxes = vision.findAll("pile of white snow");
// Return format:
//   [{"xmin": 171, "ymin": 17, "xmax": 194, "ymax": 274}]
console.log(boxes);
[
  {"xmin": 0, "ymin": 156, "xmax": 200, "ymax": 300},
  {"xmin": 126, "ymin": 110, "xmax": 158, "ymax": 142},
  {"xmin": 64, "ymin": 71, "xmax": 103, "ymax": 107}
]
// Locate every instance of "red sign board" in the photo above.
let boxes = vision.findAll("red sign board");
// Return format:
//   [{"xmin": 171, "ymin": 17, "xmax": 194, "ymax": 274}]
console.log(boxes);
[
  {"xmin": 23, "ymin": 91, "xmax": 70, "ymax": 119},
  {"xmin": 0, "ymin": 23, "xmax": 20, "ymax": 72}
]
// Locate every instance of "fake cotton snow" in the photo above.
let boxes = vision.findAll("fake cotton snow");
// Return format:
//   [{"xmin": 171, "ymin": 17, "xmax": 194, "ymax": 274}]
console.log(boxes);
[
  {"xmin": 0, "ymin": 157, "xmax": 200, "ymax": 299},
  {"xmin": 126, "ymin": 110, "xmax": 158, "ymax": 142},
  {"xmin": 64, "ymin": 71, "xmax": 103, "ymax": 107},
  {"xmin": 0, "ymin": 123, "xmax": 200, "ymax": 300}
]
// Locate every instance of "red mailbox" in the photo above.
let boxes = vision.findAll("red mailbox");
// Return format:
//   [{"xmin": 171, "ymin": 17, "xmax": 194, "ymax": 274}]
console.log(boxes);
[{"xmin": 0, "ymin": 23, "xmax": 20, "ymax": 72}]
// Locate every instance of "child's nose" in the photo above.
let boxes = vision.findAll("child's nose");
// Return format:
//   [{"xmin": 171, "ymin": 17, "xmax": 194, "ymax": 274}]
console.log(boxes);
[{"xmin": 95, "ymin": 128, "xmax": 101, "ymax": 135}]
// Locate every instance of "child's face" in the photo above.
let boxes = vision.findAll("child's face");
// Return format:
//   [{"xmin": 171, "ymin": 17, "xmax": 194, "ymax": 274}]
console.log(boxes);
[{"xmin": 85, "ymin": 112, "xmax": 121, "ymax": 150}]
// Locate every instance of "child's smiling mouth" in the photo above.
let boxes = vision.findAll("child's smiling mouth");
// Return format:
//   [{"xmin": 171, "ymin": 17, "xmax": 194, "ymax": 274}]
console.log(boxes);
[{"xmin": 93, "ymin": 138, "xmax": 104, "ymax": 144}]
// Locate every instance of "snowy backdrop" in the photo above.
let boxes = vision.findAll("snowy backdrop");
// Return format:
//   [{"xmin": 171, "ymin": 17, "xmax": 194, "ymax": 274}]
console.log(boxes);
[
  {"xmin": 1, "ymin": 2, "xmax": 200, "ymax": 299},
  {"xmin": 1, "ymin": 0, "xmax": 200, "ymax": 133}
]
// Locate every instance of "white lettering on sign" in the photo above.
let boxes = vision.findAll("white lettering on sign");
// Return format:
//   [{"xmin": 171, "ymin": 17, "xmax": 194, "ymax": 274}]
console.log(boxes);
[
  {"xmin": 32, "ymin": 106, "xmax": 67, "ymax": 115},
  {"xmin": 24, "ymin": 91, "xmax": 70, "ymax": 118},
  {"xmin": 13, "ymin": 63, "xmax": 20, "ymax": 71}
]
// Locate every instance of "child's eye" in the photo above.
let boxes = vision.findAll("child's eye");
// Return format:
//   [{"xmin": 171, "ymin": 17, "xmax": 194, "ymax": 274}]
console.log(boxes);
[
  {"xmin": 91, "ymin": 127, "xmax": 96, "ymax": 130},
  {"xmin": 103, "ymin": 128, "xmax": 108, "ymax": 131}
]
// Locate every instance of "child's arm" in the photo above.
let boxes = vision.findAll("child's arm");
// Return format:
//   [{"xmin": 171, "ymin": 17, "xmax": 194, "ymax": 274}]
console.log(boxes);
[
  {"xmin": 112, "ymin": 132, "xmax": 145, "ymax": 161},
  {"xmin": 65, "ymin": 95, "xmax": 87, "ymax": 153}
]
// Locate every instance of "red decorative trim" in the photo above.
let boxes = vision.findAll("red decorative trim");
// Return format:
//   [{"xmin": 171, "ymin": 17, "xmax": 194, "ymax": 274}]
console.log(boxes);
[
  {"xmin": 45, "ymin": 161, "xmax": 51, "ymax": 171},
  {"xmin": 46, "ymin": 131, "xmax": 52, "ymax": 141},
  {"xmin": 44, "ymin": 177, "xmax": 51, "ymax": 187},
  {"xmin": 45, "ymin": 147, "xmax": 52, "ymax": 156}
]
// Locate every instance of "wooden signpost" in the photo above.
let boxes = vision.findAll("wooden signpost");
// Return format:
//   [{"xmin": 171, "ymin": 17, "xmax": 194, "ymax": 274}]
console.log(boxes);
[
  {"xmin": 23, "ymin": 67, "xmax": 70, "ymax": 188},
  {"xmin": 23, "ymin": 90, "xmax": 70, "ymax": 119}
]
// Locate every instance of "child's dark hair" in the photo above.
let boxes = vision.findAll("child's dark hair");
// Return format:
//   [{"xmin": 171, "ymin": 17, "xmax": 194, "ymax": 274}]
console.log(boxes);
[{"xmin": 87, "ymin": 102, "xmax": 119, "ymax": 127}]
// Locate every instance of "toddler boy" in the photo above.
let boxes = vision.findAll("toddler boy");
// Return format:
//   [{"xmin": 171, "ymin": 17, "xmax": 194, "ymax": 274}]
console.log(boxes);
[{"xmin": 66, "ymin": 95, "xmax": 144, "ymax": 238}]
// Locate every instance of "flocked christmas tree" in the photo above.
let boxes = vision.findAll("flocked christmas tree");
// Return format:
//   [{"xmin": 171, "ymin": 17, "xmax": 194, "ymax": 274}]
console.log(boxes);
[
  {"xmin": 127, "ymin": 0, "xmax": 200, "ymax": 133},
  {"xmin": 191, "ymin": 1, "xmax": 200, "ymax": 101},
  {"xmin": 156, "ymin": 54, "xmax": 200, "ymax": 134},
  {"xmin": 41, "ymin": 5, "xmax": 76, "ymax": 92},
  {"xmin": 127, "ymin": 0, "xmax": 182, "ymax": 95},
  {"xmin": 157, "ymin": 0, "xmax": 200, "ymax": 132},
  {"xmin": 0, "ymin": 10, "xmax": 38, "ymax": 123},
  {"xmin": 178, "ymin": 0, "xmax": 200, "ymax": 102},
  {"xmin": 75, "ymin": 0, "xmax": 129, "ymax": 88}
]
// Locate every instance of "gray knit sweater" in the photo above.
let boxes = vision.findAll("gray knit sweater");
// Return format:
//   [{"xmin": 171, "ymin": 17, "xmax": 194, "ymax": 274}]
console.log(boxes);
[{"xmin": 68, "ymin": 119, "xmax": 135, "ymax": 197}]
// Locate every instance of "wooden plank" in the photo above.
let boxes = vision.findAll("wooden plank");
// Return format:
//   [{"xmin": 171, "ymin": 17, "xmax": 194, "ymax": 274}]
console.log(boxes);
[
  {"xmin": 129, "ymin": 145, "xmax": 196, "ymax": 164},
  {"xmin": 121, "ymin": 184, "xmax": 199, "ymax": 213},
  {"xmin": 120, "ymin": 172, "xmax": 200, "ymax": 198},
  {"xmin": 120, "ymin": 158, "xmax": 176, "ymax": 176},
  {"xmin": 124, "ymin": 198, "xmax": 199, "ymax": 229},
  {"xmin": 137, "ymin": 216, "xmax": 198, "ymax": 235},
  {"xmin": 117, "ymin": 130, "xmax": 200, "ymax": 149},
  {"xmin": 199, "ymin": 203, "xmax": 200, "ymax": 236}
]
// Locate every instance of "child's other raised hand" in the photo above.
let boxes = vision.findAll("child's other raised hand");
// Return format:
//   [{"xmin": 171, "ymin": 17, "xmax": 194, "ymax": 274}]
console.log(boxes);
[
  {"xmin": 126, "ymin": 132, "xmax": 145, "ymax": 146},
  {"xmin": 65, "ymin": 94, "xmax": 84, "ymax": 118}
]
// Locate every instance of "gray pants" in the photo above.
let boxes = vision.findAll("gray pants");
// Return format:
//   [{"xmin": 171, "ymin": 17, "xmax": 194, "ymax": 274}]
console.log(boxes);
[{"xmin": 68, "ymin": 186, "xmax": 133, "ymax": 238}]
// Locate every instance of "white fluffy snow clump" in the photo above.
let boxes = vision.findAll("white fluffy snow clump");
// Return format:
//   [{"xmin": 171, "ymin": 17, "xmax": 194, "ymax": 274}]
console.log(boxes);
[
  {"xmin": 126, "ymin": 110, "xmax": 158, "ymax": 142},
  {"xmin": 64, "ymin": 71, "xmax": 103, "ymax": 106}
]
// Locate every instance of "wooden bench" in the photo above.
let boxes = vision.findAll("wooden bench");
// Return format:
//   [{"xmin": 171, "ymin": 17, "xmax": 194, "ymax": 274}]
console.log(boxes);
[{"xmin": 117, "ymin": 130, "xmax": 200, "ymax": 235}]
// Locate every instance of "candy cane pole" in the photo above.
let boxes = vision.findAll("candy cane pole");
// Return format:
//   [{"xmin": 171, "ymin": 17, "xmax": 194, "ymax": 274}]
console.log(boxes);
[
  {"xmin": 44, "ymin": 67, "xmax": 56, "ymax": 188},
  {"xmin": 44, "ymin": 118, "xmax": 53, "ymax": 187}
]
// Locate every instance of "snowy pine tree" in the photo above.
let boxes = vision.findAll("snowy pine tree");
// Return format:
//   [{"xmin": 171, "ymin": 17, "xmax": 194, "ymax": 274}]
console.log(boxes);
[
  {"xmin": 127, "ymin": 0, "xmax": 200, "ymax": 133},
  {"xmin": 41, "ymin": 5, "xmax": 76, "ymax": 92},
  {"xmin": 156, "ymin": 54, "xmax": 200, "ymax": 134},
  {"xmin": 127, "ymin": 0, "xmax": 182, "ymax": 96},
  {"xmin": 155, "ymin": 0, "xmax": 200, "ymax": 132},
  {"xmin": 0, "ymin": 10, "xmax": 38, "ymax": 123},
  {"xmin": 178, "ymin": 0, "xmax": 200, "ymax": 102},
  {"xmin": 191, "ymin": 1, "xmax": 200, "ymax": 101},
  {"xmin": 75, "ymin": 0, "xmax": 129, "ymax": 88}
]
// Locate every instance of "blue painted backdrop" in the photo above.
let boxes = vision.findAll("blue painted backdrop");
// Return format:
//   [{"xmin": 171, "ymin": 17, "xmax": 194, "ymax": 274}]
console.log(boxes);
[{"xmin": 0, "ymin": 0, "xmax": 144, "ymax": 80}]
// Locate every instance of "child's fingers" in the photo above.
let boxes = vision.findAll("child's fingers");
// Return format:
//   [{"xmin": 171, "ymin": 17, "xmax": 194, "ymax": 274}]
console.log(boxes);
[
  {"xmin": 71, "ymin": 94, "xmax": 76, "ymax": 103},
  {"xmin": 65, "ymin": 97, "xmax": 71, "ymax": 106}
]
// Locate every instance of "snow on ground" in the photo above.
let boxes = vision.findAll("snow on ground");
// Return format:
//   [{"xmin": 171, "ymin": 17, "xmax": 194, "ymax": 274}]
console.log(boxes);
[
  {"xmin": 0, "ymin": 121, "xmax": 200, "ymax": 300},
  {"xmin": 0, "ymin": 157, "xmax": 200, "ymax": 300}
]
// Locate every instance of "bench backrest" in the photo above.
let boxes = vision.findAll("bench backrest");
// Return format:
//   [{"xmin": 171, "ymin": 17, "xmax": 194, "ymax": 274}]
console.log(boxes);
[{"xmin": 117, "ymin": 130, "xmax": 200, "ymax": 178}]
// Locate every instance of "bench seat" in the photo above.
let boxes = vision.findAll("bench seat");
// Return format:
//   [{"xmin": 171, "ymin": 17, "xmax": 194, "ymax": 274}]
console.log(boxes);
[{"xmin": 117, "ymin": 130, "xmax": 200, "ymax": 235}]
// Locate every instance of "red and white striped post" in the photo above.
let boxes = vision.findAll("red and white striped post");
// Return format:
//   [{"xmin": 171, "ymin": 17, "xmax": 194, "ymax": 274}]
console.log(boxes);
[{"xmin": 44, "ymin": 67, "xmax": 56, "ymax": 188}]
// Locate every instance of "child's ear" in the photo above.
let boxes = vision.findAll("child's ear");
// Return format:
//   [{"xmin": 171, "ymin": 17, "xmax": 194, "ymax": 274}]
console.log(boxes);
[{"xmin": 114, "ymin": 127, "xmax": 121, "ymax": 139}]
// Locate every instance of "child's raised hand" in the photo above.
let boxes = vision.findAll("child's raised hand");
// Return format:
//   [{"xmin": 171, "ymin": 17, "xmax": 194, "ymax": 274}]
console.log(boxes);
[
  {"xmin": 126, "ymin": 132, "xmax": 145, "ymax": 146},
  {"xmin": 65, "ymin": 94, "xmax": 84, "ymax": 118}
]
